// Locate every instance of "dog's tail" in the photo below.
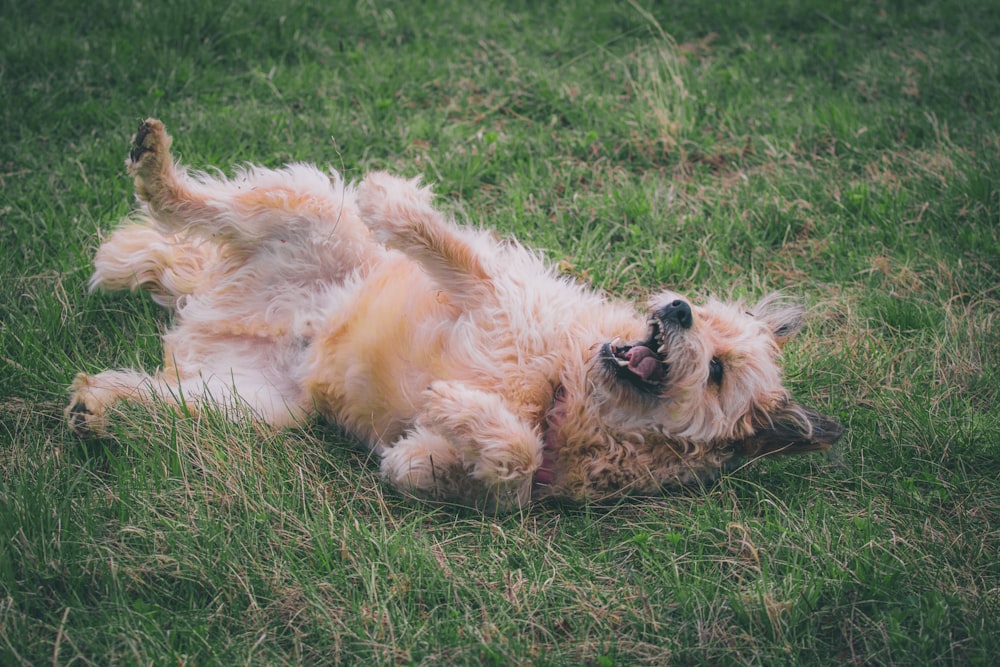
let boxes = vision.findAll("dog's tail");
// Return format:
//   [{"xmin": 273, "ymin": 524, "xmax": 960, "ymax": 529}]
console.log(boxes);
[{"xmin": 89, "ymin": 217, "xmax": 218, "ymax": 310}]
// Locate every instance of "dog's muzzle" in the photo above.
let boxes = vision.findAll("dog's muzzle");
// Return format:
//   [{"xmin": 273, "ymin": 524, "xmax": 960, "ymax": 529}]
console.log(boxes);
[
  {"xmin": 655, "ymin": 299, "xmax": 692, "ymax": 330},
  {"xmin": 599, "ymin": 299, "xmax": 696, "ymax": 393}
]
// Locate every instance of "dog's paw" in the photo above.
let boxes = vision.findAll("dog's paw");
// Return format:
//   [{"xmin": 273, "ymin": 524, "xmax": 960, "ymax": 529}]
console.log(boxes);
[
  {"xmin": 380, "ymin": 427, "xmax": 461, "ymax": 495},
  {"xmin": 423, "ymin": 381, "xmax": 542, "ymax": 485},
  {"xmin": 126, "ymin": 118, "xmax": 172, "ymax": 177},
  {"xmin": 380, "ymin": 426, "xmax": 533, "ymax": 510},
  {"xmin": 356, "ymin": 171, "xmax": 433, "ymax": 244},
  {"xmin": 65, "ymin": 373, "xmax": 112, "ymax": 437}
]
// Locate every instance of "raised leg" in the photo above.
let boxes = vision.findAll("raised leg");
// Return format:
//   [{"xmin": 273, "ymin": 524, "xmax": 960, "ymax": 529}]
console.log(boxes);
[
  {"xmin": 126, "ymin": 119, "xmax": 375, "ymax": 260},
  {"xmin": 356, "ymin": 171, "xmax": 495, "ymax": 302}
]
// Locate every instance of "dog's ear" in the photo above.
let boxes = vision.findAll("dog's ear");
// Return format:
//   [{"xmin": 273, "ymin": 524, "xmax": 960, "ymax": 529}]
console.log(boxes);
[
  {"xmin": 741, "ymin": 402, "xmax": 844, "ymax": 457},
  {"xmin": 750, "ymin": 292, "xmax": 805, "ymax": 345}
]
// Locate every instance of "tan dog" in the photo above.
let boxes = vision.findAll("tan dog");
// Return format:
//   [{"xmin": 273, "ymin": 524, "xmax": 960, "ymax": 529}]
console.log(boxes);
[{"xmin": 67, "ymin": 119, "xmax": 842, "ymax": 510}]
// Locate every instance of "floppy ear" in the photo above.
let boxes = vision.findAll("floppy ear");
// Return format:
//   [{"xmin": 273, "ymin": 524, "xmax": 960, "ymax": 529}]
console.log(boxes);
[
  {"xmin": 750, "ymin": 292, "xmax": 805, "ymax": 345},
  {"xmin": 740, "ymin": 402, "xmax": 844, "ymax": 457}
]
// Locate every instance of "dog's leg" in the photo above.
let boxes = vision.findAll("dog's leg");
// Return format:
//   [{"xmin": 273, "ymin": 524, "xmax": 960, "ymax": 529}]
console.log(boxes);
[
  {"xmin": 66, "ymin": 367, "xmax": 308, "ymax": 437},
  {"xmin": 378, "ymin": 381, "xmax": 542, "ymax": 507},
  {"xmin": 125, "ymin": 119, "xmax": 374, "ymax": 259},
  {"xmin": 379, "ymin": 426, "xmax": 464, "ymax": 497},
  {"xmin": 67, "ymin": 333, "xmax": 310, "ymax": 436},
  {"xmin": 380, "ymin": 423, "xmax": 535, "ymax": 510},
  {"xmin": 66, "ymin": 369, "xmax": 177, "ymax": 436},
  {"xmin": 356, "ymin": 171, "xmax": 494, "ymax": 302},
  {"xmin": 126, "ymin": 118, "xmax": 207, "ymax": 229},
  {"xmin": 89, "ymin": 218, "xmax": 215, "ymax": 309},
  {"xmin": 417, "ymin": 381, "xmax": 542, "ymax": 504}
]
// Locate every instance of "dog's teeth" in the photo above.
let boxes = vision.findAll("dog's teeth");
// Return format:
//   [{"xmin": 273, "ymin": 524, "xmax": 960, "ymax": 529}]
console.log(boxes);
[{"xmin": 616, "ymin": 358, "xmax": 629, "ymax": 367}]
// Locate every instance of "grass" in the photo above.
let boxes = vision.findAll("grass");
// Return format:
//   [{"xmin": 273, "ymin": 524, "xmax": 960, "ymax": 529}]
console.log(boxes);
[{"xmin": 2, "ymin": 0, "xmax": 999, "ymax": 663}]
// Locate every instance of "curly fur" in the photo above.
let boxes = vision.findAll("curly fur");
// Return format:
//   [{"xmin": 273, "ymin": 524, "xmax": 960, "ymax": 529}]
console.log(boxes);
[{"xmin": 67, "ymin": 119, "xmax": 843, "ymax": 511}]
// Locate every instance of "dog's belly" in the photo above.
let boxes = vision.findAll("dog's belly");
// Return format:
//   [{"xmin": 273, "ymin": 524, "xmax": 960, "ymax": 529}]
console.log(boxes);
[{"xmin": 302, "ymin": 256, "xmax": 477, "ymax": 446}]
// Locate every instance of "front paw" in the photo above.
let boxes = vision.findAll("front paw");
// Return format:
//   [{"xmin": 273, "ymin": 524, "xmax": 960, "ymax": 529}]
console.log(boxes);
[
  {"xmin": 380, "ymin": 426, "xmax": 533, "ymax": 511},
  {"xmin": 379, "ymin": 427, "xmax": 461, "ymax": 496},
  {"xmin": 422, "ymin": 381, "xmax": 542, "ymax": 485}
]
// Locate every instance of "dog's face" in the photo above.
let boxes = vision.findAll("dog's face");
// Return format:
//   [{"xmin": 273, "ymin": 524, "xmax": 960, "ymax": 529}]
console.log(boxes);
[{"xmin": 590, "ymin": 291, "xmax": 841, "ymax": 461}]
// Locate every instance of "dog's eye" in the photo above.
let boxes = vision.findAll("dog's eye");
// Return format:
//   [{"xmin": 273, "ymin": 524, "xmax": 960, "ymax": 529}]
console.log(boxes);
[{"xmin": 709, "ymin": 357, "xmax": 724, "ymax": 385}]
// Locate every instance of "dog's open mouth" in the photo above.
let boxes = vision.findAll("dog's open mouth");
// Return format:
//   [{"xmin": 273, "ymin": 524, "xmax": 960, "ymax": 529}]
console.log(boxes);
[{"xmin": 601, "ymin": 319, "xmax": 668, "ymax": 393}]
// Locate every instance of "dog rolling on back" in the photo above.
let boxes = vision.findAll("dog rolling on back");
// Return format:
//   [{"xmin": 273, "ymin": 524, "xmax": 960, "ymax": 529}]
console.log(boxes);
[{"xmin": 67, "ymin": 119, "xmax": 843, "ymax": 510}]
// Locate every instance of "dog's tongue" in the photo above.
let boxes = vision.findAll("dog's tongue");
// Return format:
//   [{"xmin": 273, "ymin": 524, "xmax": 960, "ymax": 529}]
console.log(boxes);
[{"xmin": 626, "ymin": 346, "xmax": 663, "ymax": 382}]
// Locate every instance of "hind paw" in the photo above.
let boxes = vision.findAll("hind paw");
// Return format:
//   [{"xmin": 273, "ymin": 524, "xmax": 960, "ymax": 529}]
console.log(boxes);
[
  {"xmin": 65, "ymin": 373, "xmax": 112, "ymax": 437},
  {"xmin": 356, "ymin": 171, "xmax": 433, "ymax": 244},
  {"xmin": 126, "ymin": 118, "xmax": 172, "ymax": 177}
]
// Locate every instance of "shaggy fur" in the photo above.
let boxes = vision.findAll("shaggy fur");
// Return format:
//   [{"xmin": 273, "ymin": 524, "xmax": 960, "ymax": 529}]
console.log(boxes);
[{"xmin": 67, "ymin": 119, "xmax": 843, "ymax": 510}]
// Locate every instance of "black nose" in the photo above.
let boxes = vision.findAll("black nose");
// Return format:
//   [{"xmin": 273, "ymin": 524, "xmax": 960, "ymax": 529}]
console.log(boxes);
[{"xmin": 659, "ymin": 299, "xmax": 693, "ymax": 329}]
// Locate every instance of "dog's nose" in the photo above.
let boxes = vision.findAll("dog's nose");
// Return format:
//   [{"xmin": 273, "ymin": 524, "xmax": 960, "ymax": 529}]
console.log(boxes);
[{"xmin": 659, "ymin": 299, "xmax": 693, "ymax": 329}]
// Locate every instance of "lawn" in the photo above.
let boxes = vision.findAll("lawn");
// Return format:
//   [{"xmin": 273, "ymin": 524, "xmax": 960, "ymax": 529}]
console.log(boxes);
[{"xmin": 2, "ymin": 0, "xmax": 998, "ymax": 664}]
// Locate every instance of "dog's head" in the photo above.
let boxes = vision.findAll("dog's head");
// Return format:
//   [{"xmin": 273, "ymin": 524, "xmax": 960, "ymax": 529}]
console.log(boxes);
[
  {"xmin": 598, "ymin": 291, "xmax": 840, "ymax": 442},
  {"xmin": 543, "ymin": 292, "xmax": 842, "ymax": 499}
]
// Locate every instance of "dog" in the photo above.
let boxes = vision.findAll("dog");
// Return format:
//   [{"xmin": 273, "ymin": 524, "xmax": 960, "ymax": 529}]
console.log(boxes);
[{"xmin": 67, "ymin": 119, "xmax": 843, "ymax": 510}]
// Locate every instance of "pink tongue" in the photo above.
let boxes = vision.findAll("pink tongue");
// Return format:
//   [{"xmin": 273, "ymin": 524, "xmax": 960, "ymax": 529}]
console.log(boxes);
[{"xmin": 626, "ymin": 346, "xmax": 662, "ymax": 382}]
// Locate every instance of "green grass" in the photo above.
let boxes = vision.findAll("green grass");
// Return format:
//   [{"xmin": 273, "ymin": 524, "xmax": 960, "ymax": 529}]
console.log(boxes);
[{"xmin": 2, "ymin": 0, "xmax": 999, "ymax": 663}]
